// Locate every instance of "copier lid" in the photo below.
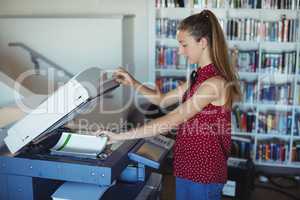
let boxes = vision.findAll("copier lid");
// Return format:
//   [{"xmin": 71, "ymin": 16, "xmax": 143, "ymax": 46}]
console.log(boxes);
[{"xmin": 4, "ymin": 67, "xmax": 119, "ymax": 154}]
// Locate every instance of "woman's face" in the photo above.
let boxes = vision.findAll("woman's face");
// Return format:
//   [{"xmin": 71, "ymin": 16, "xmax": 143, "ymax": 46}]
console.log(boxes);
[{"xmin": 177, "ymin": 30, "xmax": 204, "ymax": 65}]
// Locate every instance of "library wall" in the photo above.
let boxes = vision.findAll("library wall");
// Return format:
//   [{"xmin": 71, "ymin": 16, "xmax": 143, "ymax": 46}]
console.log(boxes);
[{"xmin": 0, "ymin": 0, "xmax": 150, "ymax": 83}]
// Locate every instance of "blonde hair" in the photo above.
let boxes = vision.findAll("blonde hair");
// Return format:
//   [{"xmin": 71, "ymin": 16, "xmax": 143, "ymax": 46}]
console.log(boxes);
[{"xmin": 178, "ymin": 10, "xmax": 242, "ymax": 107}]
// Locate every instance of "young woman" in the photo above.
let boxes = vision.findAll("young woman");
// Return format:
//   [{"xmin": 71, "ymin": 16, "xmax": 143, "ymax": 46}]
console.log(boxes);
[{"xmin": 101, "ymin": 10, "xmax": 241, "ymax": 200}]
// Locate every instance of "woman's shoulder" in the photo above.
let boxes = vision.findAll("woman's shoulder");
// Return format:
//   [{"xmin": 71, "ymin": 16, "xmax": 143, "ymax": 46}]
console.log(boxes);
[
  {"xmin": 202, "ymin": 75, "xmax": 229, "ymax": 107},
  {"xmin": 202, "ymin": 75, "xmax": 226, "ymax": 89}
]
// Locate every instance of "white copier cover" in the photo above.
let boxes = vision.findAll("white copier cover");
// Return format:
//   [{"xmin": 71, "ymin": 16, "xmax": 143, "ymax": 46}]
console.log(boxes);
[{"xmin": 4, "ymin": 67, "xmax": 119, "ymax": 154}]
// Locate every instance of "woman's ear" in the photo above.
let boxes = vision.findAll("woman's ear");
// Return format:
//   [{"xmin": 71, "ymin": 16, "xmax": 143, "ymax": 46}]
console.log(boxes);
[{"xmin": 198, "ymin": 37, "xmax": 208, "ymax": 49}]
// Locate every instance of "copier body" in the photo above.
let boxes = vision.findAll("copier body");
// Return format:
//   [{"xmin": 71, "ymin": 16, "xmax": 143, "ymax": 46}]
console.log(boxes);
[{"xmin": 0, "ymin": 68, "xmax": 163, "ymax": 200}]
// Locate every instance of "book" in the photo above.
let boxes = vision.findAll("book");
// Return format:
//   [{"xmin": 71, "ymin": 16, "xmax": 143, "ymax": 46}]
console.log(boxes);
[
  {"xmin": 258, "ymin": 111, "xmax": 292, "ymax": 135},
  {"xmin": 256, "ymin": 139, "xmax": 290, "ymax": 162},
  {"xmin": 156, "ymin": 44, "xmax": 186, "ymax": 69},
  {"xmin": 259, "ymin": 82, "xmax": 292, "ymax": 105},
  {"xmin": 294, "ymin": 112, "xmax": 300, "ymax": 136},
  {"xmin": 156, "ymin": 77, "xmax": 185, "ymax": 93},
  {"xmin": 292, "ymin": 141, "xmax": 300, "ymax": 161},
  {"xmin": 232, "ymin": 106, "xmax": 256, "ymax": 133},
  {"xmin": 231, "ymin": 136, "xmax": 252, "ymax": 159},
  {"xmin": 50, "ymin": 132, "xmax": 108, "ymax": 159},
  {"xmin": 261, "ymin": 51, "xmax": 296, "ymax": 74},
  {"xmin": 227, "ymin": 17, "xmax": 298, "ymax": 42},
  {"xmin": 156, "ymin": 18, "xmax": 179, "ymax": 39},
  {"xmin": 235, "ymin": 50, "xmax": 258, "ymax": 72},
  {"xmin": 297, "ymin": 83, "xmax": 300, "ymax": 104},
  {"xmin": 155, "ymin": 0, "xmax": 188, "ymax": 8},
  {"xmin": 239, "ymin": 80, "xmax": 257, "ymax": 103}
]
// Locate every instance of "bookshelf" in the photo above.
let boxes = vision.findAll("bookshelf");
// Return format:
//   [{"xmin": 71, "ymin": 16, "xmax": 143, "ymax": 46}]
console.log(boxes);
[{"xmin": 148, "ymin": 0, "xmax": 300, "ymax": 172}]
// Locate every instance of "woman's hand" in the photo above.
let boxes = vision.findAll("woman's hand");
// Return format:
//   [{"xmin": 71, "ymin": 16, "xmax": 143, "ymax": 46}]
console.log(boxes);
[
  {"xmin": 113, "ymin": 67, "xmax": 137, "ymax": 87},
  {"xmin": 97, "ymin": 130, "xmax": 124, "ymax": 145}
]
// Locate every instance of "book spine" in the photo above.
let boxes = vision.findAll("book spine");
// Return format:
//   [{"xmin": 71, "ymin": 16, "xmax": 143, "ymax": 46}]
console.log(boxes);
[
  {"xmin": 226, "ymin": 17, "xmax": 298, "ymax": 42},
  {"xmin": 156, "ymin": 44, "xmax": 187, "ymax": 69},
  {"xmin": 231, "ymin": 138, "xmax": 252, "ymax": 159},
  {"xmin": 156, "ymin": 77, "xmax": 185, "ymax": 93},
  {"xmin": 233, "ymin": 106, "xmax": 256, "ymax": 133},
  {"xmin": 256, "ymin": 140, "xmax": 290, "ymax": 162}
]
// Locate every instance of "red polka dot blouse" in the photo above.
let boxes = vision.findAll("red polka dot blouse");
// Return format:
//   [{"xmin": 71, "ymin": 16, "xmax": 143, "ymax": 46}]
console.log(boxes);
[{"xmin": 173, "ymin": 63, "xmax": 232, "ymax": 184}]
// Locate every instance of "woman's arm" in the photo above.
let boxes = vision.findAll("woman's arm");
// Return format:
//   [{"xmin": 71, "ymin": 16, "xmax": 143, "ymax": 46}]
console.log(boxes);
[
  {"xmin": 133, "ymin": 80, "xmax": 188, "ymax": 108},
  {"xmin": 0, "ymin": 106, "xmax": 26, "ymax": 128},
  {"xmin": 114, "ymin": 67, "xmax": 188, "ymax": 108},
  {"xmin": 102, "ymin": 77, "xmax": 226, "ymax": 142}
]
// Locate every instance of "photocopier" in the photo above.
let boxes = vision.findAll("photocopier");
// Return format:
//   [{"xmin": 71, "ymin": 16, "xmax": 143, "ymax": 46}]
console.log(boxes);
[{"xmin": 0, "ymin": 67, "xmax": 174, "ymax": 200}]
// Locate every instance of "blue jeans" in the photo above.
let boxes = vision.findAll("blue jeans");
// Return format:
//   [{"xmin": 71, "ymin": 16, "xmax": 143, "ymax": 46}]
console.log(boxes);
[{"xmin": 176, "ymin": 177, "xmax": 224, "ymax": 200}]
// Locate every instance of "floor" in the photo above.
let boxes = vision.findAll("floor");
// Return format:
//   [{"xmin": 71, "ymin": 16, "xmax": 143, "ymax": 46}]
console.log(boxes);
[{"xmin": 159, "ymin": 161, "xmax": 300, "ymax": 200}]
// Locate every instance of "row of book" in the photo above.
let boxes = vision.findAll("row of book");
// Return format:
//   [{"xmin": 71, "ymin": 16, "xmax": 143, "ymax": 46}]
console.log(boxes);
[
  {"xmin": 258, "ymin": 111, "xmax": 292, "ymax": 134},
  {"xmin": 231, "ymin": 137, "xmax": 252, "ymax": 159},
  {"xmin": 297, "ymin": 84, "xmax": 300, "ymax": 105},
  {"xmin": 226, "ymin": 17, "xmax": 299, "ymax": 42},
  {"xmin": 256, "ymin": 141, "xmax": 289, "ymax": 162},
  {"xmin": 235, "ymin": 50, "xmax": 259, "ymax": 72},
  {"xmin": 156, "ymin": 70, "xmax": 297, "ymax": 105},
  {"xmin": 155, "ymin": 0, "xmax": 300, "ymax": 9},
  {"xmin": 156, "ymin": 16, "xmax": 299, "ymax": 42},
  {"xmin": 229, "ymin": 49, "xmax": 297, "ymax": 74},
  {"xmin": 155, "ymin": 0, "xmax": 186, "ymax": 8},
  {"xmin": 233, "ymin": 110, "xmax": 300, "ymax": 136},
  {"xmin": 232, "ymin": 107, "xmax": 256, "ymax": 133},
  {"xmin": 294, "ymin": 113, "xmax": 300, "ymax": 136},
  {"xmin": 292, "ymin": 141, "xmax": 300, "ymax": 162},
  {"xmin": 193, "ymin": 0, "xmax": 225, "ymax": 8},
  {"xmin": 156, "ymin": 17, "xmax": 226, "ymax": 38},
  {"xmin": 156, "ymin": 45, "xmax": 298, "ymax": 74},
  {"xmin": 233, "ymin": 106, "xmax": 300, "ymax": 135},
  {"xmin": 259, "ymin": 83, "xmax": 293, "ymax": 105},
  {"xmin": 261, "ymin": 51, "xmax": 297, "ymax": 74},
  {"xmin": 155, "ymin": 0, "xmax": 226, "ymax": 8},
  {"xmin": 260, "ymin": 17, "xmax": 298, "ymax": 42},
  {"xmin": 229, "ymin": 0, "xmax": 300, "ymax": 9},
  {"xmin": 227, "ymin": 18, "xmax": 260, "ymax": 41},
  {"xmin": 156, "ymin": 18, "xmax": 180, "ymax": 39},
  {"xmin": 240, "ymin": 80, "xmax": 257, "ymax": 103},
  {"xmin": 156, "ymin": 44, "xmax": 187, "ymax": 68},
  {"xmin": 156, "ymin": 78, "xmax": 184, "ymax": 93}
]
